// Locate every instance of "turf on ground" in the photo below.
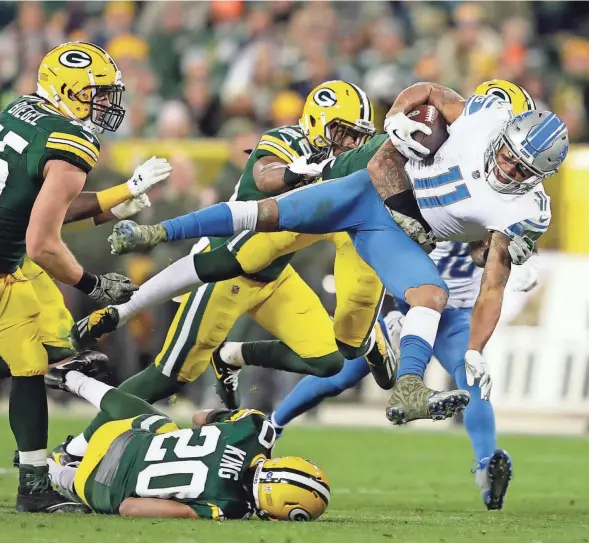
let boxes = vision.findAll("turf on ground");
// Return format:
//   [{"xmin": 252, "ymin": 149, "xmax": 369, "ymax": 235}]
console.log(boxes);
[{"xmin": 0, "ymin": 415, "xmax": 587, "ymax": 543}]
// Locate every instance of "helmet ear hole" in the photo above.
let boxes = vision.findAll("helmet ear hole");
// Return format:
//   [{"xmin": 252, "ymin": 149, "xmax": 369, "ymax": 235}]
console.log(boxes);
[{"xmin": 310, "ymin": 115, "xmax": 316, "ymax": 128}]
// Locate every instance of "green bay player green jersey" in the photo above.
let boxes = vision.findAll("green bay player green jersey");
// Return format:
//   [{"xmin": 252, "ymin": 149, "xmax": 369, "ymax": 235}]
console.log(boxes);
[
  {"xmin": 0, "ymin": 95, "xmax": 100, "ymax": 273},
  {"xmin": 84, "ymin": 410, "xmax": 276, "ymax": 519},
  {"xmin": 325, "ymin": 134, "xmax": 387, "ymax": 181},
  {"xmin": 210, "ymin": 124, "xmax": 311, "ymax": 282}
]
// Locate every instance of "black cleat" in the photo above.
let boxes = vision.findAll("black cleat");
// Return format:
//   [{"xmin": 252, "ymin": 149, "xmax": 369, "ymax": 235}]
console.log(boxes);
[
  {"xmin": 365, "ymin": 324, "xmax": 397, "ymax": 390},
  {"xmin": 16, "ymin": 465, "xmax": 89, "ymax": 514},
  {"xmin": 210, "ymin": 345, "xmax": 241, "ymax": 409},
  {"xmin": 45, "ymin": 350, "xmax": 109, "ymax": 391},
  {"xmin": 49, "ymin": 436, "xmax": 82, "ymax": 467},
  {"xmin": 486, "ymin": 449, "xmax": 513, "ymax": 510}
]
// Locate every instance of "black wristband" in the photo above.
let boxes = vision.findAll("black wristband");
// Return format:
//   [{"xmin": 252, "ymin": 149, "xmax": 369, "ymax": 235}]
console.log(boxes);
[
  {"xmin": 283, "ymin": 168, "xmax": 303, "ymax": 188},
  {"xmin": 74, "ymin": 271, "xmax": 99, "ymax": 294},
  {"xmin": 384, "ymin": 190, "xmax": 430, "ymax": 232}
]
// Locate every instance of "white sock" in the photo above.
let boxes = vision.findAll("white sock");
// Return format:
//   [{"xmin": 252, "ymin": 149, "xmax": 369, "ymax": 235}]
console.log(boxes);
[
  {"xmin": 116, "ymin": 254, "xmax": 203, "ymax": 324},
  {"xmin": 227, "ymin": 201, "xmax": 258, "ymax": 232},
  {"xmin": 65, "ymin": 434, "xmax": 89, "ymax": 458},
  {"xmin": 219, "ymin": 342, "xmax": 245, "ymax": 367},
  {"xmin": 48, "ymin": 459, "xmax": 76, "ymax": 492},
  {"xmin": 65, "ymin": 371, "xmax": 113, "ymax": 409},
  {"xmin": 270, "ymin": 412, "xmax": 284, "ymax": 429},
  {"xmin": 19, "ymin": 449, "xmax": 47, "ymax": 468},
  {"xmin": 400, "ymin": 306, "xmax": 441, "ymax": 347}
]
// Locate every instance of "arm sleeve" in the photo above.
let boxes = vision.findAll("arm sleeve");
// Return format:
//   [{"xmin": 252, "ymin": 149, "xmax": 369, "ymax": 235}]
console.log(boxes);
[
  {"xmin": 254, "ymin": 128, "xmax": 302, "ymax": 164},
  {"xmin": 39, "ymin": 127, "xmax": 101, "ymax": 176},
  {"xmin": 325, "ymin": 135, "xmax": 387, "ymax": 179}
]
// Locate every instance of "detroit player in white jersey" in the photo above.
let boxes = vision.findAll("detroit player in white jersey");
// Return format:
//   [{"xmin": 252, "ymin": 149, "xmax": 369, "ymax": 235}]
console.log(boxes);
[
  {"xmin": 97, "ymin": 82, "xmax": 568, "ymax": 433},
  {"xmin": 270, "ymin": 239, "xmax": 539, "ymax": 510}
]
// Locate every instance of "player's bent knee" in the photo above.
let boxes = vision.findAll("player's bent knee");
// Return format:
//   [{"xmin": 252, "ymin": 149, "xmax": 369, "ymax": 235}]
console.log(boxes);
[
  {"xmin": 336, "ymin": 339, "xmax": 366, "ymax": 360},
  {"xmin": 305, "ymin": 352, "xmax": 344, "ymax": 378},
  {"xmin": 405, "ymin": 284, "xmax": 448, "ymax": 312}
]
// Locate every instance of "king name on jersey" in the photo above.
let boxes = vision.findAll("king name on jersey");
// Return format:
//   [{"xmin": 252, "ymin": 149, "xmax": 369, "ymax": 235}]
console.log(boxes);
[{"xmin": 219, "ymin": 444, "xmax": 247, "ymax": 480}]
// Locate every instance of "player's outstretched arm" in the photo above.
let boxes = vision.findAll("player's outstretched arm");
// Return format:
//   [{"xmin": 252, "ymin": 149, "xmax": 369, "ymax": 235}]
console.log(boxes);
[
  {"xmin": 468, "ymin": 231, "xmax": 512, "ymax": 352},
  {"xmin": 27, "ymin": 160, "xmax": 138, "ymax": 305},
  {"xmin": 119, "ymin": 497, "xmax": 198, "ymax": 519}
]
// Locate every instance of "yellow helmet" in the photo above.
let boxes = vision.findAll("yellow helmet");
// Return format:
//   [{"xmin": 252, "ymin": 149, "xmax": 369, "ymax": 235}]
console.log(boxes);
[
  {"xmin": 474, "ymin": 79, "xmax": 536, "ymax": 115},
  {"xmin": 299, "ymin": 80, "xmax": 375, "ymax": 156},
  {"xmin": 37, "ymin": 41, "xmax": 125, "ymax": 133},
  {"xmin": 252, "ymin": 456, "xmax": 330, "ymax": 521}
]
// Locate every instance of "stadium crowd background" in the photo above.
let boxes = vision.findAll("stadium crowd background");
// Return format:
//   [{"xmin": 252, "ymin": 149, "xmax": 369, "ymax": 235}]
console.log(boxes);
[{"xmin": 1, "ymin": 0, "xmax": 588, "ymax": 412}]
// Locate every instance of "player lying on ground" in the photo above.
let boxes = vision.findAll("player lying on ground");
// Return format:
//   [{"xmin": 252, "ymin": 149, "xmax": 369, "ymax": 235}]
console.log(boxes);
[
  {"xmin": 271, "ymin": 238, "xmax": 540, "ymax": 511},
  {"xmin": 90, "ymin": 82, "xmax": 567, "ymax": 426},
  {"xmin": 44, "ymin": 355, "xmax": 329, "ymax": 521},
  {"xmin": 0, "ymin": 40, "xmax": 170, "ymax": 513}
]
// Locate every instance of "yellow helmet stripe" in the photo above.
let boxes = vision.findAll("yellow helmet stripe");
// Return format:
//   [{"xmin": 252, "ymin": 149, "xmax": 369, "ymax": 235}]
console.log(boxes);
[
  {"xmin": 347, "ymin": 82, "xmax": 372, "ymax": 122},
  {"xmin": 261, "ymin": 469, "xmax": 331, "ymax": 503},
  {"xmin": 517, "ymin": 84, "xmax": 536, "ymax": 110},
  {"xmin": 48, "ymin": 132, "xmax": 99, "ymax": 160}
]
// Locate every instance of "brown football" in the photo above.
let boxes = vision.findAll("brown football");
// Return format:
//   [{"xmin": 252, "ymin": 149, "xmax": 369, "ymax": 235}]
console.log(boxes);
[{"xmin": 407, "ymin": 104, "xmax": 449, "ymax": 158}]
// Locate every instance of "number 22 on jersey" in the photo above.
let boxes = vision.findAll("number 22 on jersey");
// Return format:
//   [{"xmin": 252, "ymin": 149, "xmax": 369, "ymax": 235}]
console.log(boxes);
[{"xmin": 414, "ymin": 166, "xmax": 471, "ymax": 209}]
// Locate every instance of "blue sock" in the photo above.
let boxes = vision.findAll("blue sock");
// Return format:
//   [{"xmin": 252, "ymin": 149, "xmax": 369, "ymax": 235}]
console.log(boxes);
[
  {"xmin": 397, "ymin": 335, "xmax": 432, "ymax": 379},
  {"xmin": 454, "ymin": 364, "xmax": 496, "ymax": 464},
  {"xmin": 162, "ymin": 203, "xmax": 234, "ymax": 241},
  {"xmin": 272, "ymin": 357, "xmax": 370, "ymax": 427}
]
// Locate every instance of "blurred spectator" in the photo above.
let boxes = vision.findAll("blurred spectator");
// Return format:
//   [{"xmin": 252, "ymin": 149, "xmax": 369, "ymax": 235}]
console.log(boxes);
[
  {"xmin": 213, "ymin": 117, "xmax": 262, "ymax": 202},
  {"xmin": 271, "ymin": 91, "xmax": 304, "ymax": 127},
  {"xmin": 157, "ymin": 100, "xmax": 196, "ymax": 139}
]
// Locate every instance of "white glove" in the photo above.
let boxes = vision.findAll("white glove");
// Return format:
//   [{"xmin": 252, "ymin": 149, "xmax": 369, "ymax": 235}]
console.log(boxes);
[
  {"xmin": 509, "ymin": 253, "xmax": 539, "ymax": 293},
  {"xmin": 508, "ymin": 234, "xmax": 534, "ymax": 265},
  {"xmin": 111, "ymin": 194, "xmax": 151, "ymax": 220},
  {"xmin": 384, "ymin": 112, "xmax": 432, "ymax": 161},
  {"xmin": 287, "ymin": 156, "xmax": 334, "ymax": 179},
  {"xmin": 465, "ymin": 350, "xmax": 493, "ymax": 401},
  {"xmin": 127, "ymin": 156, "xmax": 172, "ymax": 197}
]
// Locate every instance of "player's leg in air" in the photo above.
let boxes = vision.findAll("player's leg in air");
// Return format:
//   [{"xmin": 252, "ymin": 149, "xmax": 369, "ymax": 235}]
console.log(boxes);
[
  {"xmin": 270, "ymin": 316, "xmax": 392, "ymax": 435},
  {"xmin": 60, "ymin": 250, "xmax": 345, "ymax": 463},
  {"xmin": 105, "ymin": 169, "xmax": 468, "ymax": 424}
]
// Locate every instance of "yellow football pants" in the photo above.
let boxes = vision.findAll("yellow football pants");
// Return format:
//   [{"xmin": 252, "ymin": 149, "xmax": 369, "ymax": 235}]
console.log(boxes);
[{"xmin": 155, "ymin": 262, "xmax": 337, "ymax": 382}]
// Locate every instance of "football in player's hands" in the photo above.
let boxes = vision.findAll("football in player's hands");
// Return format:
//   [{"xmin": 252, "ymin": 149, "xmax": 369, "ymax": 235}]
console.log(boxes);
[{"xmin": 407, "ymin": 105, "xmax": 449, "ymax": 159}]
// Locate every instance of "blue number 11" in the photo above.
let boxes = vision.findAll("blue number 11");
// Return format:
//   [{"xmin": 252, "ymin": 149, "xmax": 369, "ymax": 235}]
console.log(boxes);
[{"xmin": 413, "ymin": 166, "xmax": 471, "ymax": 209}]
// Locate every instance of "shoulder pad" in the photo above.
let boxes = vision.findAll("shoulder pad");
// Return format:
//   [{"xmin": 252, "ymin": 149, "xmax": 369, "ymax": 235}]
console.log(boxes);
[
  {"xmin": 463, "ymin": 94, "xmax": 508, "ymax": 116},
  {"xmin": 257, "ymin": 125, "xmax": 309, "ymax": 163}
]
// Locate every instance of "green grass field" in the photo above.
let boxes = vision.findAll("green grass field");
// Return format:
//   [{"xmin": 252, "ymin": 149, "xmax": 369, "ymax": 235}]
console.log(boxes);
[{"xmin": 0, "ymin": 416, "xmax": 587, "ymax": 543}]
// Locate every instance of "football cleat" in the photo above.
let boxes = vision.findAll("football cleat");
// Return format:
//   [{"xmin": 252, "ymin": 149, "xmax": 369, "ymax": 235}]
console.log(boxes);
[
  {"xmin": 108, "ymin": 220, "xmax": 168, "ymax": 255},
  {"xmin": 385, "ymin": 375, "xmax": 470, "ymax": 425},
  {"xmin": 71, "ymin": 306, "xmax": 120, "ymax": 350},
  {"xmin": 474, "ymin": 449, "xmax": 513, "ymax": 511},
  {"xmin": 44, "ymin": 350, "xmax": 109, "ymax": 391},
  {"xmin": 16, "ymin": 465, "xmax": 89, "ymax": 514},
  {"xmin": 49, "ymin": 436, "xmax": 82, "ymax": 467},
  {"xmin": 211, "ymin": 345, "xmax": 241, "ymax": 409},
  {"xmin": 365, "ymin": 324, "xmax": 397, "ymax": 390}
]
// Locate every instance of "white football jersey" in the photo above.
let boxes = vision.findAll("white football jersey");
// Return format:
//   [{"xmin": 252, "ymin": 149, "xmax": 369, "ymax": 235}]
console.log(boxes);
[
  {"xmin": 429, "ymin": 241, "xmax": 482, "ymax": 309},
  {"xmin": 405, "ymin": 95, "xmax": 551, "ymax": 244}
]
